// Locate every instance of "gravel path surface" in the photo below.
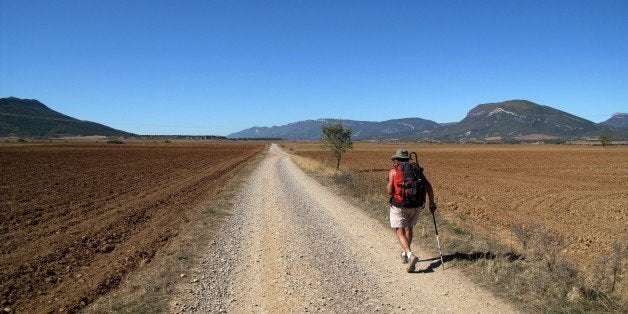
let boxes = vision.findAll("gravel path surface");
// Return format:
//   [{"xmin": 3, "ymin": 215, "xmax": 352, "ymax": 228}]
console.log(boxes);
[{"xmin": 171, "ymin": 144, "xmax": 517, "ymax": 313}]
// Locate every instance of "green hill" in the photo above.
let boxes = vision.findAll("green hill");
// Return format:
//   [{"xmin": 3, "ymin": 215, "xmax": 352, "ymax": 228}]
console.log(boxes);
[{"xmin": 0, "ymin": 97, "xmax": 132, "ymax": 137}]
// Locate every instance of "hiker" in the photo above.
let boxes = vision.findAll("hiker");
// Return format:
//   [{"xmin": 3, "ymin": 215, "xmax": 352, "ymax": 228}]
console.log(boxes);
[{"xmin": 386, "ymin": 148, "xmax": 436, "ymax": 272}]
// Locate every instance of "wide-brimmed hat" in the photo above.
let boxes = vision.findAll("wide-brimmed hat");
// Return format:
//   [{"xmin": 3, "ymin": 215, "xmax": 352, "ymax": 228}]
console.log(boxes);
[{"xmin": 391, "ymin": 148, "xmax": 410, "ymax": 160}]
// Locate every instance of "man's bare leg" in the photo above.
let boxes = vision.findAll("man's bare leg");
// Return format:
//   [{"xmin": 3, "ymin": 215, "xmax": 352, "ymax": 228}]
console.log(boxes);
[
  {"xmin": 405, "ymin": 227, "xmax": 413, "ymax": 249},
  {"xmin": 395, "ymin": 227, "xmax": 412, "ymax": 253}
]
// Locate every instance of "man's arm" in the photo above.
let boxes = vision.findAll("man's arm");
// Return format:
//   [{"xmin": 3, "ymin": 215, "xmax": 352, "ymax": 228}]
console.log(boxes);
[
  {"xmin": 386, "ymin": 169, "xmax": 395, "ymax": 196},
  {"xmin": 422, "ymin": 173, "xmax": 437, "ymax": 212}
]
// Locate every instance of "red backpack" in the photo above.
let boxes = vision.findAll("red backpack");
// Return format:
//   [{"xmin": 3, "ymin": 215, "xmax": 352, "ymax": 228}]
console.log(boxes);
[{"xmin": 391, "ymin": 153, "xmax": 426, "ymax": 208}]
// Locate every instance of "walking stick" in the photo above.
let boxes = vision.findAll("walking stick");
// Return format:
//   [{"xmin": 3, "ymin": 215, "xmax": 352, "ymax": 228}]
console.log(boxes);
[
  {"xmin": 431, "ymin": 210, "xmax": 445, "ymax": 269},
  {"xmin": 410, "ymin": 152, "xmax": 419, "ymax": 165}
]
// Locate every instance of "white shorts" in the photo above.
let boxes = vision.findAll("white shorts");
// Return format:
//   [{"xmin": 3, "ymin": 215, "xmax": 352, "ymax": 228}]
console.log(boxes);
[{"xmin": 389, "ymin": 205, "xmax": 421, "ymax": 228}]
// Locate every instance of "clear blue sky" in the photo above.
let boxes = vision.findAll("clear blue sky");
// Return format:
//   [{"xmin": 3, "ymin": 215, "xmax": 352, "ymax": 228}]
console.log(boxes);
[{"xmin": 1, "ymin": 0, "xmax": 627, "ymax": 135}]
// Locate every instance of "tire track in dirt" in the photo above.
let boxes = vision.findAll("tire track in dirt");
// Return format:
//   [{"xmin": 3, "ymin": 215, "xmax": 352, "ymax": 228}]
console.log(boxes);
[{"xmin": 172, "ymin": 144, "xmax": 516, "ymax": 313}]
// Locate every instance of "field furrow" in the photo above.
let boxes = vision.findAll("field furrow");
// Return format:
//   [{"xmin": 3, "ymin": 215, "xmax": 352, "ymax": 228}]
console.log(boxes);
[{"xmin": 0, "ymin": 142, "xmax": 264, "ymax": 313}]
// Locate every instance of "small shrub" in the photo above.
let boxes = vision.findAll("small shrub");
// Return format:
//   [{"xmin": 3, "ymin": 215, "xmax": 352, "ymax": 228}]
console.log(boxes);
[
  {"xmin": 599, "ymin": 134, "xmax": 613, "ymax": 147},
  {"xmin": 107, "ymin": 140, "xmax": 124, "ymax": 144}
]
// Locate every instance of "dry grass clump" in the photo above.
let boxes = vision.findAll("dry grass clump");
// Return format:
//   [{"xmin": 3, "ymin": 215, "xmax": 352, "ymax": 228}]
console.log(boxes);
[
  {"xmin": 507, "ymin": 223, "xmax": 626, "ymax": 311},
  {"xmin": 290, "ymin": 153, "xmax": 338, "ymax": 177},
  {"xmin": 465, "ymin": 223, "xmax": 625, "ymax": 312},
  {"xmin": 289, "ymin": 151, "xmax": 389, "ymax": 223},
  {"xmin": 286, "ymin": 148, "xmax": 626, "ymax": 312}
]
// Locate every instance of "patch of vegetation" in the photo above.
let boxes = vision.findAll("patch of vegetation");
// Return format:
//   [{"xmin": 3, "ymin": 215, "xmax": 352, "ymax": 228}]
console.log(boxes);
[
  {"xmin": 599, "ymin": 134, "xmax": 613, "ymax": 147},
  {"xmin": 106, "ymin": 139, "xmax": 125, "ymax": 144}
]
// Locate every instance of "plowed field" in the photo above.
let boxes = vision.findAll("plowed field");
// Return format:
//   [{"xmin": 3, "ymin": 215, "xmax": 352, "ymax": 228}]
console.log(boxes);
[
  {"xmin": 0, "ymin": 142, "xmax": 264, "ymax": 312},
  {"xmin": 289, "ymin": 143, "xmax": 627, "ymax": 279}
]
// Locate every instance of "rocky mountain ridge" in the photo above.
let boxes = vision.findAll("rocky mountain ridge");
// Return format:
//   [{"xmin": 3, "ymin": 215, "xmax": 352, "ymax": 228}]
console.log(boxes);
[{"xmin": 600, "ymin": 113, "xmax": 628, "ymax": 128}]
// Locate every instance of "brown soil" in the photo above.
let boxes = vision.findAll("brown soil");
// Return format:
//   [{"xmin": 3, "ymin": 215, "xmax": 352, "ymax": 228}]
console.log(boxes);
[
  {"xmin": 289, "ymin": 143, "xmax": 628, "ymax": 281},
  {"xmin": 0, "ymin": 142, "xmax": 264, "ymax": 313}
]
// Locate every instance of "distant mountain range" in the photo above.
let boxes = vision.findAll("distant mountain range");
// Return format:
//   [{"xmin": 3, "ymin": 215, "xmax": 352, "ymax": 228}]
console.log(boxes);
[
  {"xmin": 228, "ymin": 100, "xmax": 627, "ymax": 141},
  {"xmin": 2, "ymin": 97, "xmax": 625, "ymax": 141},
  {"xmin": 228, "ymin": 118, "xmax": 440, "ymax": 140},
  {"xmin": 0, "ymin": 97, "xmax": 132, "ymax": 137}
]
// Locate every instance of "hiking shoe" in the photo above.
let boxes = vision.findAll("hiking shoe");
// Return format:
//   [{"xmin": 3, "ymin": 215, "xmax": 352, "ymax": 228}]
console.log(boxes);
[
  {"xmin": 401, "ymin": 252, "xmax": 409, "ymax": 264},
  {"xmin": 406, "ymin": 253, "xmax": 419, "ymax": 273}
]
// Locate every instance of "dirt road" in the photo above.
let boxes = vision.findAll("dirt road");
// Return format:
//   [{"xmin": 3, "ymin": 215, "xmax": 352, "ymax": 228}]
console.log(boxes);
[{"xmin": 172, "ymin": 144, "xmax": 516, "ymax": 312}]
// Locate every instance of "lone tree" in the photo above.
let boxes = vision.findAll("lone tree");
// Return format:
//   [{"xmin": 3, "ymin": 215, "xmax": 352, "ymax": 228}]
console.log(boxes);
[
  {"xmin": 321, "ymin": 122, "xmax": 353, "ymax": 169},
  {"xmin": 599, "ymin": 134, "xmax": 613, "ymax": 147}
]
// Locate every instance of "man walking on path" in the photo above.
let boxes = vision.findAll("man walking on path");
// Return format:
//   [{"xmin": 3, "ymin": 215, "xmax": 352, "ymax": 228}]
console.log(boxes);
[{"xmin": 386, "ymin": 149, "xmax": 437, "ymax": 272}]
